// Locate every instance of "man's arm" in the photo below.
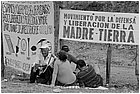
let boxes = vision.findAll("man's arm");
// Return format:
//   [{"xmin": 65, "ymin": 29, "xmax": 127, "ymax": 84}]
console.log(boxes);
[
  {"xmin": 76, "ymin": 74, "xmax": 85, "ymax": 88},
  {"xmin": 59, "ymin": 50, "xmax": 77, "ymax": 64},
  {"xmin": 67, "ymin": 53, "xmax": 77, "ymax": 64},
  {"xmin": 92, "ymin": 63, "xmax": 101, "ymax": 75},
  {"xmin": 77, "ymin": 78, "xmax": 85, "ymax": 88},
  {"xmin": 49, "ymin": 54, "xmax": 56, "ymax": 66}
]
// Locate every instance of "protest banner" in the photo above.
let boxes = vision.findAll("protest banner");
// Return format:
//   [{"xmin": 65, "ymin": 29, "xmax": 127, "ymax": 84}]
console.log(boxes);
[
  {"xmin": 59, "ymin": 9, "xmax": 139, "ymax": 45},
  {"xmin": 2, "ymin": 1, "xmax": 54, "ymax": 74}
]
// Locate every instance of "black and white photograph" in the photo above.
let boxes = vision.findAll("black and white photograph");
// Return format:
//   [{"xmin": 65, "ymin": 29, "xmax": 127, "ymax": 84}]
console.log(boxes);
[{"xmin": 1, "ymin": 1, "xmax": 139, "ymax": 93}]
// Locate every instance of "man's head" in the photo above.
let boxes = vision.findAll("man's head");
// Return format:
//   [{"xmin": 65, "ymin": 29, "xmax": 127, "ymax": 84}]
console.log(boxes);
[
  {"xmin": 77, "ymin": 59, "xmax": 86, "ymax": 69},
  {"xmin": 61, "ymin": 45, "xmax": 70, "ymax": 52},
  {"xmin": 40, "ymin": 43, "xmax": 50, "ymax": 57},
  {"xmin": 57, "ymin": 51, "xmax": 67, "ymax": 62},
  {"xmin": 40, "ymin": 48, "xmax": 49, "ymax": 57}
]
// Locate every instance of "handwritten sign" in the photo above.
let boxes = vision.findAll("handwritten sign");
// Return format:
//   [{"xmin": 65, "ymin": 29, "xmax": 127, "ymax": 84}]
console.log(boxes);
[
  {"xmin": 2, "ymin": 1, "xmax": 54, "ymax": 74},
  {"xmin": 59, "ymin": 9, "xmax": 139, "ymax": 45}
]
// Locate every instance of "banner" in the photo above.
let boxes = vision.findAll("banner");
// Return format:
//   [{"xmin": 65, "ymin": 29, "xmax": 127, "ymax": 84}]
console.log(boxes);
[
  {"xmin": 59, "ymin": 9, "xmax": 139, "ymax": 45},
  {"xmin": 2, "ymin": 1, "xmax": 54, "ymax": 74}
]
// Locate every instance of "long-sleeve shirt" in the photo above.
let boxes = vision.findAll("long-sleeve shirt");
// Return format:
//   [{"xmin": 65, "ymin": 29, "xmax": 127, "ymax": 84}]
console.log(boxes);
[
  {"xmin": 33, "ymin": 52, "xmax": 56, "ymax": 68},
  {"xmin": 76, "ymin": 65, "xmax": 103, "ymax": 88}
]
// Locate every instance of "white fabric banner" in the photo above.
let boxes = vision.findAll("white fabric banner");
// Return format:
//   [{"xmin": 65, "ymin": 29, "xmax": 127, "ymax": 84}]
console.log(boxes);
[
  {"xmin": 2, "ymin": 1, "xmax": 54, "ymax": 74},
  {"xmin": 59, "ymin": 9, "xmax": 139, "ymax": 45}
]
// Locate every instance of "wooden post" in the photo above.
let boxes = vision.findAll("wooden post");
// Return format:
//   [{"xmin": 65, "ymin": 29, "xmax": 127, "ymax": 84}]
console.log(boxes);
[
  {"xmin": 59, "ymin": 39, "xmax": 64, "ymax": 50},
  {"xmin": 135, "ymin": 46, "xmax": 139, "ymax": 89},
  {"xmin": 54, "ymin": 2, "xmax": 61, "ymax": 54},
  {"xmin": 106, "ymin": 44, "xmax": 112, "ymax": 86},
  {"xmin": 1, "ymin": 28, "xmax": 5, "ymax": 79},
  {"xmin": 54, "ymin": 2, "xmax": 65, "ymax": 51},
  {"xmin": 1, "ymin": 1, "xmax": 5, "ymax": 79}
]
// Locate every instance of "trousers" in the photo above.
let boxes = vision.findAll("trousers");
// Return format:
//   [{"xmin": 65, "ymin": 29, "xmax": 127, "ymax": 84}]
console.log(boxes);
[{"xmin": 30, "ymin": 65, "xmax": 53, "ymax": 84}]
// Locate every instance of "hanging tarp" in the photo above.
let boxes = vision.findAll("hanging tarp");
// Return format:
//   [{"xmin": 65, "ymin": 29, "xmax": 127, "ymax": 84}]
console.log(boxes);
[
  {"xmin": 59, "ymin": 9, "xmax": 139, "ymax": 45},
  {"xmin": 2, "ymin": 1, "xmax": 54, "ymax": 74}
]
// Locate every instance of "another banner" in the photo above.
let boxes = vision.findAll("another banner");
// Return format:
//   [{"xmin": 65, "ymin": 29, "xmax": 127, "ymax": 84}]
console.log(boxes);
[
  {"xmin": 2, "ymin": 1, "xmax": 54, "ymax": 74},
  {"xmin": 59, "ymin": 9, "xmax": 139, "ymax": 45}
]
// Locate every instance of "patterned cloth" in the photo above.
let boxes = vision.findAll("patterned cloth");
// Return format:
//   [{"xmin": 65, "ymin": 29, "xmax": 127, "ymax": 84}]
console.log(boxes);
[{"xmin": 76, "ymin": 65, "xmax": 103, "ymax": 88}]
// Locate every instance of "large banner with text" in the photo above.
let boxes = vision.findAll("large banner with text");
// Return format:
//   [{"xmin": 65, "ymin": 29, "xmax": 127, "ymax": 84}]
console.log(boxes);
[
  {"xmin": 2, "ymin": 1, "xmax": 54, "ymax": 74},
  {"xmin": 59, "ymin": 9, "xmax": 139, "ymax": 45}
]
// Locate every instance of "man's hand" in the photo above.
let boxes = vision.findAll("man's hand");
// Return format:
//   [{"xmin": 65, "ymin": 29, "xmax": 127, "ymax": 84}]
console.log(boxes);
[
  {"xmin": 34, "ymin": 64, "xmax": 40, "ymax": 69},
  {"xmin": 50, "ymin": 84, "xmax": 55, "ymax": 88},
  {"xmin": 32, "ymin": 64, "xmax": 40, "ymax": 72}
]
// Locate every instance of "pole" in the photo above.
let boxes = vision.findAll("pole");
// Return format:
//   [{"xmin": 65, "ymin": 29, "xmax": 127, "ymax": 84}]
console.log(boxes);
[
  {"xmin": 1, "ymin": 1, "xmax": 5, "ymax": 79},
  {"xmin": 54, "ymin": 2, "xmax": 61, "ymax": 54},
  {"xmin": 106, "ymin": 44, "xmax": 112, "ymax": 86},
  {"xmin": 1, "ymin": 26, "xmax": 5, "ymax": 79},
  {"xmin": 135, "ymin": 46, "xmax": 139, "ymax": 89}
]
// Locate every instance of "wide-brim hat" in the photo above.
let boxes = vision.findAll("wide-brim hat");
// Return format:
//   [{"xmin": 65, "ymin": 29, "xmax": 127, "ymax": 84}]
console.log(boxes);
[
  {"xmin": 39, "ymin": 41, "xmax": 52, "ymax": 50},
  {"xmin": 40, "ymin": 43, "xmax": 49, "ymax": 49}
]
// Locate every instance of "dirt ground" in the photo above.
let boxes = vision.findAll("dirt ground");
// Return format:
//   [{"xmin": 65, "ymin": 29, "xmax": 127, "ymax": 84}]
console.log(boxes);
[{"xmin": 1, "ymin": 64, "xmax": 139, "ymax": 93}]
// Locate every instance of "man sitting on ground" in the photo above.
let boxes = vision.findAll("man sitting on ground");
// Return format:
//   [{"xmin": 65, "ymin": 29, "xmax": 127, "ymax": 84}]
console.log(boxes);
[
  {"xmin": 30, "ymin": 40, "xmax": 56, "ymax": 84},
  {"xmin": 76, "ymin": 59, "xmax": 103, "ymax": 88},
  {"xmin": 50, "ymin": 51, "xmax": 76, "ymax": 87}
]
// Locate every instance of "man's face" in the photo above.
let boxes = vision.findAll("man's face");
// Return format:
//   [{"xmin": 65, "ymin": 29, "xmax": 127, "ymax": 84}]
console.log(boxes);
[
  {"xmin": 40, "ymin": 48, "xmax": 49, "ymax": 57},
  {"xmin": 64, "ymin": 49, "xmax": 69, "ymax": 52},
  {"xmin": 62, "ymin": 48, "xmax": 69, "ymax": 52}
]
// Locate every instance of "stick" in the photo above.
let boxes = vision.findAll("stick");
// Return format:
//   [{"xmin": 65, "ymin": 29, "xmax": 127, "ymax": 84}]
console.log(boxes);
[{"xmin": 106, "ymin": 44, "xmax": 112, "ymax": 86}]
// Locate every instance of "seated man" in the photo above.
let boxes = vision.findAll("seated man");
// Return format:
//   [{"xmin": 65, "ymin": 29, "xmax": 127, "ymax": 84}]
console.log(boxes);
[
  {"xmin": 60, "ymin": 45, "xmax": 78, "ymax": 72},
  {"xmin": 76, "ymin": 60, "xmax": 103, "ymax": 88},
  {"xmin": 50, "ymin": 51, "xmax": 76, "ymax": 87},
  {"xmin": 30, "ymin": 40, "xmax": 56, "ymax": 84}
]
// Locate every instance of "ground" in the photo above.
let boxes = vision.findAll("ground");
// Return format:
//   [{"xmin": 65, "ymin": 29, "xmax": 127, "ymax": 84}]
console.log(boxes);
[
  {"xmin": 1, "ymin": 40, "xmax": 139, "ymax": 93},
  {"xmin": 1, "ymin": 64, "xmax": 139, "ymax": 93}
]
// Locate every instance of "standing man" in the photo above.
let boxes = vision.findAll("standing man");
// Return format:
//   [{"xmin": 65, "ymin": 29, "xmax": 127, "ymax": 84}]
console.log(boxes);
[{"xmin": 30, "ymin": 40, "xmax": 56, "ymax": 84}]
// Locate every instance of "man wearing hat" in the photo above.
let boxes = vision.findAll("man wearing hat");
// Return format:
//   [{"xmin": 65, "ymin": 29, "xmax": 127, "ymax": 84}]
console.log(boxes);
[{"xmin": 30, "ymin": 40, "xmax": 56, "ymax": 84}]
